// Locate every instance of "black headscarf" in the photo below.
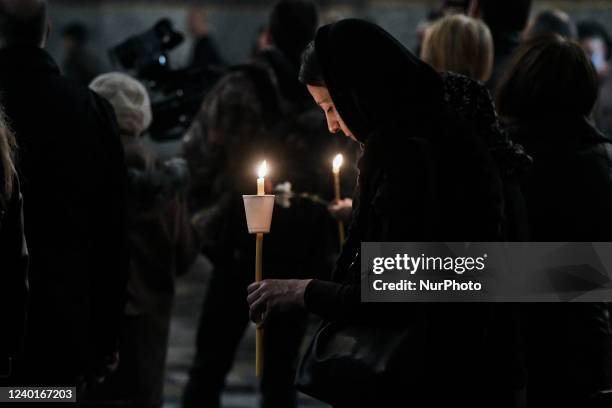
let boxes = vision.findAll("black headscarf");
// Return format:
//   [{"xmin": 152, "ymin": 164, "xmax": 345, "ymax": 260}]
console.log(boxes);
[{"xmin": 314, "ymin": 19, "xmax": 446, "ymax": 144}]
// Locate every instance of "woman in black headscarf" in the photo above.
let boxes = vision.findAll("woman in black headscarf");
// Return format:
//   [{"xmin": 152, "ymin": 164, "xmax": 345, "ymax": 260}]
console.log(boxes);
[{"xmin": 247, "ymin": 19, "xmax": 517, "ymax": 407}]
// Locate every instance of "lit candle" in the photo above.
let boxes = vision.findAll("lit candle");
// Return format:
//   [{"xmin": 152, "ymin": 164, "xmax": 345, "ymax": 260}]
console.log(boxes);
[
  {"xmin": 332, "ymin": 154, "xmax": 345, "ymax": 246},
  {"xmin": 255, "ymin": 160, "xmax": 267, "ymax": 377},
  {"xmin": 257, "ymin": 160, "xmax": 267, "ymax": 196}
]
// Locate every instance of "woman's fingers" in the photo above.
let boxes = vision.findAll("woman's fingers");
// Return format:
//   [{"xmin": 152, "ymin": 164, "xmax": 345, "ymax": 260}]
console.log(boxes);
[
  {"xmin": 246, "ymin": 284, "xmax": 266, "ymax": 306},
  {"xmin": 248, "ymin": 291, "xmax": 270, "ymax": 320},
  {"xmin": 247, "ymin": 280, "xmax": 270, "ymax": 323},
  {"xmin": 247, "ymin": 280, "xmax": 262, "ymax": 294},
  {"xmin": 250, "ymin": 292, "xmax": 269, "ymax": 311},
  {"xmin": 248, "ymin": 298, "xmax": 261, "ymax": 322}
]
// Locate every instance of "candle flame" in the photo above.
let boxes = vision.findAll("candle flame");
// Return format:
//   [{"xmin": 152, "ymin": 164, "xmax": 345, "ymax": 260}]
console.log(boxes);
[
  {"xmin": 257, "ymin": 160, "xmax": 268, "ymax": 179},
  {"xmin": 332, "ymin": 154, "xmax": 343, "ymax": 173}
]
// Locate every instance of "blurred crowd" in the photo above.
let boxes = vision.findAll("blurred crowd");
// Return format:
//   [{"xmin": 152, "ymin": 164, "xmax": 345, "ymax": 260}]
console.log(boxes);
[{"xmin": 1, "ymin": 0, "xmax": 612, "ymax": 407}]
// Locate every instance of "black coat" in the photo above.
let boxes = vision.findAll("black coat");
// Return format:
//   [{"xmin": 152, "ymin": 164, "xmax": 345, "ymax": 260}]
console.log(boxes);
[
  {"xmin": 0, "ymin": 46, "xmax": 129, "ymax": 385},
  {"xmin": 303, "ymin": 20, "xmax": 519, "ymax": 407},
  {"xmin": 0, "ymin": 175, "xmax": 28, "ymax": 383},
  {"xmin": 508, "ymin": 117, "xmax": 612, "ymax": 407}
]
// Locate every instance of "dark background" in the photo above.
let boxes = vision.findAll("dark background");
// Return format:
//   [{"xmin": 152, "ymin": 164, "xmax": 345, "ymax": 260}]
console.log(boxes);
[{"xmin": 48, "ymin": 1, "xmax": 612, "ymax": 74}]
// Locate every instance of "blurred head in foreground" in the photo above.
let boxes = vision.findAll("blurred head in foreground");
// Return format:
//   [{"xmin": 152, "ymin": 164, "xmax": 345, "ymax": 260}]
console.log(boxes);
[{"xmin": 0, "ymin": 0, "xmax": 49, "ymax": 48}]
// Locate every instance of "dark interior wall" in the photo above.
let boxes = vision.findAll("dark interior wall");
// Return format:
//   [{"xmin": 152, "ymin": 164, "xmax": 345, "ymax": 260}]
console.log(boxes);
[
  {"xmin": 47, "ymin": 3, "xmax": 270, "ymax": 71},
  {"xmin": 46, "ymin": 1, "xmax": 612, "ymax": 75}
]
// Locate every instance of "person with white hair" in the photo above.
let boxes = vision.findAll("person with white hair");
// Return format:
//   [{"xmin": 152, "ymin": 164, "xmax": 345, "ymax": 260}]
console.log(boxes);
[
  {"xmin": 90, "ymin": 73, "xmax": 152, "ymax": 139},
  {"xmin": 90, "ymin": 72, "xmax": 198, "ymax": 408}
]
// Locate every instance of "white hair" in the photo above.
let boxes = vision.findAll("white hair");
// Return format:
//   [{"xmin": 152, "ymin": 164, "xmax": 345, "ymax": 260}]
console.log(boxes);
[{"xmin": 89, "ymin": 72, "xmax": 152, "ymax": 138}]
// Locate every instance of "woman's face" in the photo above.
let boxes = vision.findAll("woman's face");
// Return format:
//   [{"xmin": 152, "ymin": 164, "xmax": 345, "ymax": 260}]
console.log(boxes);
[{"xmin": 307, "ymin": 85, "xmax": 356, "ymax": 142}]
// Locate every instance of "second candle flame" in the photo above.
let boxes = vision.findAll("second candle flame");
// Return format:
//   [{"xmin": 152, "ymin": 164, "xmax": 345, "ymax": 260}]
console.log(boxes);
[{"xmin": 332, "ymin": 154, "xmax": 343, "ymax": 174}]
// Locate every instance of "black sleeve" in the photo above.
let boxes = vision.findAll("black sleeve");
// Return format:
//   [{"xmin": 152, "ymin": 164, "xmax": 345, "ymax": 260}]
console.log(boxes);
[
  {"xmin": 303, "ymin": 171, "xmax": 424, "ymax": 324},
  {"xmin": 304, "ymin": 279, "xmax": 360, "ymax": 322},
  {"xmin": 304, "ymin": 275, "xmax": 418, "ymax": 326}
]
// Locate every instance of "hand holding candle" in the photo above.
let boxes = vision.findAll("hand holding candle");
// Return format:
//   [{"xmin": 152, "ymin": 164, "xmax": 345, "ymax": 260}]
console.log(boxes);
[{"xmin": 332, "ymin": 154, "xmax": 345, "ymax": 246}]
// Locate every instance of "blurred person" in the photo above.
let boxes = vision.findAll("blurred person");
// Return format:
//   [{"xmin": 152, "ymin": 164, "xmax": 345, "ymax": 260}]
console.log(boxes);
[
  {"xmin": 187, "ymin": 6, "xmax": 224, "ymax": 69},
  {"xmin": 578, "ymin": 20, "xmax": 611, "ymax": 80},
  {"xmin": 90, "ymin": 72, "xmax": 198, "ymax": 408},
  {"xmin": 578, "ymin": 20, "xmax": 612, "ymax": 139},
  {"xmin": 497, "ymin": 34, "xmax": 612, "ymax": 408},
  {"xmin": 62, "ymin": 22, "xmax": 102, "ymax": 86},
  {"xmin": 182, "ymin": 1, "xmax": 355, "ymax": 407},
  {"xmin": 250, "ymin": 25, "xmax": 269, "ymax": 58},
  {"xmin": 469, "ymin": 0, "xmax": 533, "ymax": 90},
  {"xmin": 248, "ymin": 19, "xmax": 522, "ymax": 408},
  {"xmin": 0, "ymin": 108, "xmax": 27, "ymax": 386},
  {"xmin": 422, "ymin": 14, "xmax": 493, "ymax": 82},
  {"xmin": 0, "ymin": 0, "xmax": 128, "ymax": 392},
  {"xmin": 523, "ymin": 9, "xmax": 577, "ymax": 41}
]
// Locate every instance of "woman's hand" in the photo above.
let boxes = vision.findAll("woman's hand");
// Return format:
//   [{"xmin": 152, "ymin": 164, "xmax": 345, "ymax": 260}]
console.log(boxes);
[
  {"xmin": 328, "ymin": 198, "xmax": 353, "ymax": 223},
  {"xmin": 247, "ymin": 279, "xmax": 312, "ymax": 325}
]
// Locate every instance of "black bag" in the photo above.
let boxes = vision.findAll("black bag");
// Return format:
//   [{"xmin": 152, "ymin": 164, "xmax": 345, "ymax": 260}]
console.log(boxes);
[
  {"xmin": 294, "ymin": 194, "xmax": 424, "ymax": 406},
  {"xmin": 295, "ymin": 319, "xmax": 425, "ymax": 406}
]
